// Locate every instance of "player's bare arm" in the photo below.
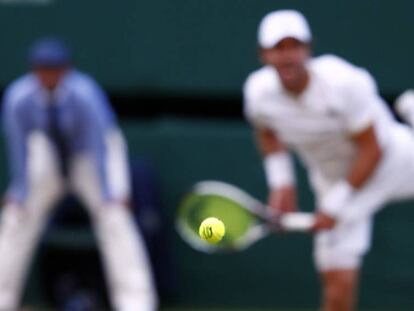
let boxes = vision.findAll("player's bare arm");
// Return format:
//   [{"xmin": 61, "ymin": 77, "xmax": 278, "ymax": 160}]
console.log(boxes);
[
  {"xmin": 256, "ymin": 127, "xmax": 297, "ymax": 213},
  {"xmin": 255, "ymin": 127, "xmax": 284, "ymax": 155},
  {"xmin": 347, "ymin": 125, "xmax": 383, "ymax": 188},
  {"xmin": 314, "ymin": 124, "xmax": 383, "ymax": 231}
]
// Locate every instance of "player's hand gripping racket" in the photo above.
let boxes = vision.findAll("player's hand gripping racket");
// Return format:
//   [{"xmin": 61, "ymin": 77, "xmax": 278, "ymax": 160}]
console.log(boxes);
[{"xmin": 176, "ymin": 180, "xmax": 315, "ymax": 253}]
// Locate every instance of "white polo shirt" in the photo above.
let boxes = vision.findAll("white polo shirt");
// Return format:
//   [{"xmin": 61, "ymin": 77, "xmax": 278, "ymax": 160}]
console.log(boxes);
[{"xmin": 244, "ymin": 55, "xmax": 397, "ymax": 194}]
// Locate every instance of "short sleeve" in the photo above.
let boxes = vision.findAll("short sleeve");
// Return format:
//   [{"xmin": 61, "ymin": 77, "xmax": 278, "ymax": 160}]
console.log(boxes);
[
  {"xmin": 243, "ymin": 74, "xmax": 270, "ymax": 128},
  {"xmin": 341, "ymin": 70, "xmax": 379, "ymax": 134}
]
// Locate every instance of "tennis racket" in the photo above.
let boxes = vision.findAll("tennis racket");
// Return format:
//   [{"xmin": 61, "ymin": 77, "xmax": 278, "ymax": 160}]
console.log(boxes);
[{"xmin": 176, "ymin": 180, "xmax": 315, "ymax": 253}]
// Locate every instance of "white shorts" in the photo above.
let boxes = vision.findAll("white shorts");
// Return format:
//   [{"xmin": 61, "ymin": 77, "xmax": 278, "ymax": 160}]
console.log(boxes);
[{"xmin": 314, "ymin": 124, "xmax": 414, "ymax": 271}]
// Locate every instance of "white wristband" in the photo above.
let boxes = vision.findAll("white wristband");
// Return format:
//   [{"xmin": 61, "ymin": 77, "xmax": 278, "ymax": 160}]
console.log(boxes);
[
  {"xmin": 320, "ymin": 181, "xmax": 353, "ymax": 218},
  {"xmin": 263, "ymin": 153, "xmax": 295, "ymax": 189},
  {"xmin": 280, "ymin": 212, "xmax": 315, "ymax": 231}
]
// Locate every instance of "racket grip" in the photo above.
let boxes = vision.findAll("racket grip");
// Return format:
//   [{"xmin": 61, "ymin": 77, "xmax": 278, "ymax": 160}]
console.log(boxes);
[{"xmin": 279, "ymin": 212, "xmax": 315, "ymax": 231}]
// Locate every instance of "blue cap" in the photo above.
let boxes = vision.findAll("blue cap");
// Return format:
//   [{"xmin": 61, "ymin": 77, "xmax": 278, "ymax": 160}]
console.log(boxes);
[{"xmin": 28, "ymin": 37, "xmax": 71, "ymax": 68}]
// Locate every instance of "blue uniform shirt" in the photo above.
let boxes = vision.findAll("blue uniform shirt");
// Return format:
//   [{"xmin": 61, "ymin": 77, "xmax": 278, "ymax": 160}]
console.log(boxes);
[{"xmin": 2, "ymin": 69, "xmax": 118, "ymax": 203}]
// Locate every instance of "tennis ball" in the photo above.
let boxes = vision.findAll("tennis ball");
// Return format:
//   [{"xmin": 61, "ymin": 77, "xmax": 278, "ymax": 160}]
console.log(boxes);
[{"xmin": 199, "ymin": 217, "xmax": 226, "ymax": 243}]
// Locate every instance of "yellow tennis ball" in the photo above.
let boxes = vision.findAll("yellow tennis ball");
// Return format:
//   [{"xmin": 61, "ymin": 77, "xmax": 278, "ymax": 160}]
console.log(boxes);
[{"xmin": 199, "ymin": 217, "xmax": 226, "ymax": 244}]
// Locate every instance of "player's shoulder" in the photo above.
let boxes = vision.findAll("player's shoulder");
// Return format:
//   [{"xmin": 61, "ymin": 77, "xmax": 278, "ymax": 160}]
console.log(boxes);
[
  {"xmin": 310, "ymin": 54, "xmax": 377, "ymax": 91},
  {"xmin": 3, "ymin": 74, "xmax": 37, "ymax": 106},
  {"xmin": 310, "ymin": 54, "xmax": 363, "ymax": 76},
  {"xmin": 65, "ymin": 70, "xmax": 106, "ymax": 100},
  {"xmin": 65, "ymin": 70, "xmax": 114, "ymax": 120},
  {"xmin": 243, "ymin": 66, "xmax": 281, "ymax": 100}
]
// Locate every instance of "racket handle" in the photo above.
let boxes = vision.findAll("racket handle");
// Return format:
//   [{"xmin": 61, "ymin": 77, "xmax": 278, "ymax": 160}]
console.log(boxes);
[{"xmin": 279, "ymin": 212, "xmax": 315, "ymax": 231}]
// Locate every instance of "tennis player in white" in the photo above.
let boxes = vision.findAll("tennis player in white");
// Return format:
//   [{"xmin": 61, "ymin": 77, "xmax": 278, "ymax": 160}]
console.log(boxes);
[{"xmin": 244, "ymin": 10, "xmax": 414, "ymax": 311}]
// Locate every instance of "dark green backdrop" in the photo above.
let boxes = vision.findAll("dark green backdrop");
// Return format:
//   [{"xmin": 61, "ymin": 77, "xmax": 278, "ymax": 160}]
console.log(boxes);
[
  {"xmin": 0, "ymin": 0, "xmax": 414, "ymax": 95},
  {"xmin": 1, "ymin": 0, "xmax": 414, "ymax": 309}
]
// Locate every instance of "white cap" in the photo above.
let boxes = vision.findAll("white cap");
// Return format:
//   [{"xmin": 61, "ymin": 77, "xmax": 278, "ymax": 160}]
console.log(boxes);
[{"xmin": 258, "ymin": 10, "xmax": 312, "ymax": 48}]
